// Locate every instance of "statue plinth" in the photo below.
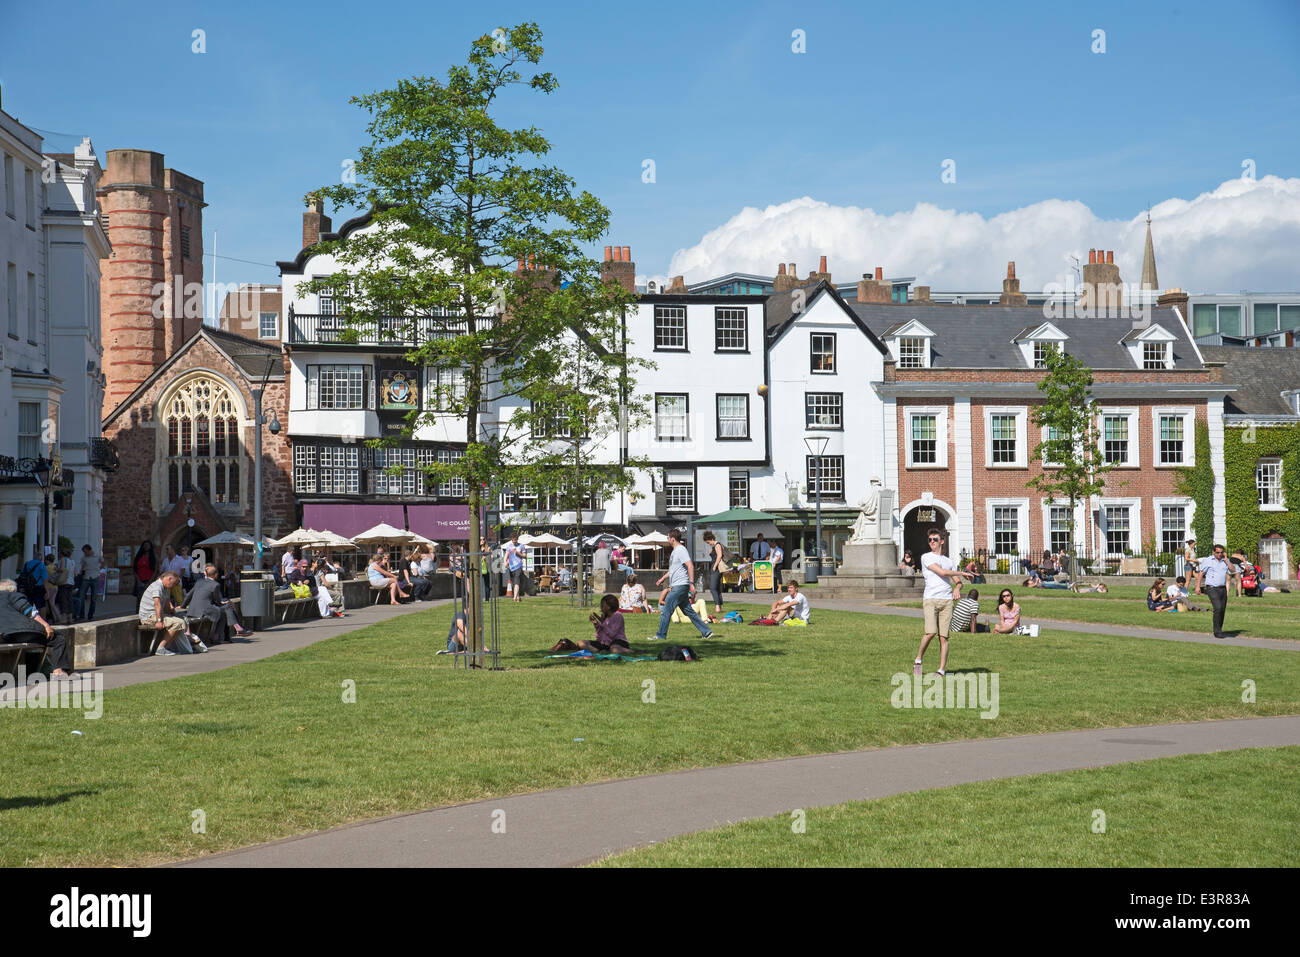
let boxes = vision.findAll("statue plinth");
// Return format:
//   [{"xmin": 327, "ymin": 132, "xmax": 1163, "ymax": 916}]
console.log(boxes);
[{"xmin": 812, "ymin": 539, "xmax": 922, "ymax": 600}]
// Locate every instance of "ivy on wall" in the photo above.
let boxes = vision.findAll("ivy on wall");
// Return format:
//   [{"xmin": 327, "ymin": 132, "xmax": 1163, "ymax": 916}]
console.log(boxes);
[
  {"xmin": 1177, "ymin": 421, "xmax": 1215, "ymax": 548},
  {"xmin": 1222, "ymin": 423, "xmax": 1300, "ymax": 559}
]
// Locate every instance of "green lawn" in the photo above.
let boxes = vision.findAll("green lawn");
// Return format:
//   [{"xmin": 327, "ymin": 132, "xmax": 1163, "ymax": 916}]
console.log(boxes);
[
  {"xmin": 891, "ymin": 587, "xmax": 1300, "ymax": 639},
  {"xmin": 2, "ymin": 597, "xmax": 1298, "ymax": 866},
  {"xmin": 597, "ymin": 747, "xmax": 1300, "ymax": 867}
]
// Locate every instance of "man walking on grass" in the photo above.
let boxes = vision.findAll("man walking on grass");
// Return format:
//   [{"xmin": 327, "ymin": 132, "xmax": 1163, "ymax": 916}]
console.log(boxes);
[
  {"xmin": 912, "ymin": 528, "xmax": 971, "ymax": 677},
  {"xmin": 1195, "ymin": 543, "xmax": 1238, "ymax": 639},
  {"xmin": 654, "ymin": 528, "xmax": 713, "ymax": 641}
]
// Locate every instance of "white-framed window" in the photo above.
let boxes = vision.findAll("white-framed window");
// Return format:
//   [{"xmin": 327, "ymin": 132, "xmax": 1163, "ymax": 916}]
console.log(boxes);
[
  {"xmin": 1142, "ymin": 341, "xmax": 1170, "ymax": 369},
  {"xmin": 655, "ymin": 393, "xmax": 689, "ymax": 441},
  {"xmin": 17, "ymin": 401, "xmax": 41, "ymax": 460},
  {"xmin": 654, "ymin": 305, "xmax": 687, "ymax": 351},
  {"xmin": 714, "ymin": 307, "xmax": 747, "ymax": 352},
  {"xmin": 985, "ymin": 499, "xmax": 1029, "ymax": 557},
  {"xmin": 1098, "ymin": 499, "xmax": 1140, "ymax": 556},
  {"xmin": 729, "ymin": 469, "xmax": 749, "ymax": 508},
  {"xmin": 259, "ymin": 312, "xmax": 277, "ymax": 339},
  {"xmin": 665, "ymin": 468, "xmax": 696, "ymax": 512},
  {"xmin": 1258, "ymin": 537, "xmax": 1289, "ymax": 579},
  {"xmin": 805, "ymin": 392, "xmax": 843, "ymax": 429},
  {"xmin": 1039, "ymin": 425, "xmax": 1067, "ymax": 468},
  {"xmin": 1257, "ymin": 458, "xmax": 1284, "ymax": 509},
  {"xmin": 984, "ymin": 407, "xmax": 1027, "ymax": 468},
  {"xmin": 906, "ymin": 407, "xmax": 948, "ymax": 468},
  {"xmin": 1033, "ymin": 341, "xmax": 1058, "ymax": 369},
  {"xmin": 426, "ymin": 366, "xmax": 466, "ymax": 412},
  {"xmin": 810, "ymin": 333, "xmax": 836, "ymax": 373},
  {"xmin": 1099, "ymin": 409, "xmax": 1139, "ymax": 467},
  {"xmin": 1158, "ymin": 503, "xmax": 1188, "ymax": 554},
  {"xmin": 307, "ymin": 364, "xmax": 368, "ymax": 410},
  {"xmin": 716, "ymin": 394, "xmax": 749, "ymax": 440},
  {"xmin": 1153, "ymin": 408, "xmax": 1195, "ymax": 467},
  {"xmin": 1044, "ymin": 503, "xmax": 1075, "ymax": 553},
  {"xmin": 897, "ymin": 337, "xmax": 927, "ymax": 369},
  {"xmin": 806, "ymin": 455, "xmax": 845, "ymax": 499}
]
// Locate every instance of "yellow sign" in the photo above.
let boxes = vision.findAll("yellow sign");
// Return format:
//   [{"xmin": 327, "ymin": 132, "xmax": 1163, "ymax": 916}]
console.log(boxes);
[{"xmin": 753, "ymin": 560, "xmax": 774, "ymax": 592}]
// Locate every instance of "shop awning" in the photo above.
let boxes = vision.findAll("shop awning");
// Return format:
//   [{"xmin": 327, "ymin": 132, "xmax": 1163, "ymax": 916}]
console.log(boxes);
[
  {"xmin": 407, "ymin": 504, "xmax": 472, "ymax": 541},
  {"xmin": 302, "ymin": 504, "xmax": 404, "ymax": 539}
]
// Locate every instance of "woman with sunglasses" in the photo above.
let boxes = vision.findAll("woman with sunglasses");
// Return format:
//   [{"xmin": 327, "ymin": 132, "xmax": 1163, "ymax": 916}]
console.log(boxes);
[{"xmin": 992, "ymin": 589, "xmax": 1022, "ymax": 634}]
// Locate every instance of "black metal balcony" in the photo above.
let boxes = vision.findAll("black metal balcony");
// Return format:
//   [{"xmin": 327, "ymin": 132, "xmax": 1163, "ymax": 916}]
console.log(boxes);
[{"xmin": 287, "ymin": 307, "xmax": 485, "ymax": 347}]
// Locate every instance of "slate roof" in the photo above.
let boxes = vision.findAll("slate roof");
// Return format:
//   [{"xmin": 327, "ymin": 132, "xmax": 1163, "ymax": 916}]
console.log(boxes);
[
  {"xmin": 1199, "ymin": 346, "xmax": 1300, "ymax": 415},
  {"xmin": 846, "ymin": 302, "xmax": 1204, "ymax": 370}
]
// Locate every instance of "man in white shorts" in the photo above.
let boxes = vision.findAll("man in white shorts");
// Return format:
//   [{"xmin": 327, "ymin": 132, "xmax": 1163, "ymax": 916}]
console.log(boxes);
[{"xmin": 913, "ymin": 527, "xmax": 971, "ymax": 677}]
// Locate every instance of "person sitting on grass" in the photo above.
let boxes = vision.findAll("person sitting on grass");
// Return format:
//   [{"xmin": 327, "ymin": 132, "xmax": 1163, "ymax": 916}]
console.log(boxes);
[
  {"xmin": 575, "ymin": 594, "xmax": 633, "ymax": 654},
  {"xmin": 992, "ymin": 589, "xmax": 1021, "ymax": 634},
  {"xmin": 660, "ymin": 582, "xmax": 711, "ymax": 623},
  {"xmin": 439, "ymin": 609, "xmax": 468, "ymax": 654},
  {"xmin": 769, "ymin": 581, "xmax": 811, "ymax": 624},
  {"xmin": 139, "ymin": 571, "xmax": 203, "ymax": 655},
  {"xmin": 368, "ymin": 551, "xmax": 408, "ymax": 604},
  {"xmin": 1165, "ymin": 575, "xmax": 1204, "ymax": 611},
  {"xmin": 620, "ymin": 573, "xmax": 650, "ymax": 613},
  {"xmin": 949, "ymin": 586, "xmax": 981, "ymax": 634},
  {"xmin": 1147, "ymin": 579, "xmax": 1179, "ymax": 612}
]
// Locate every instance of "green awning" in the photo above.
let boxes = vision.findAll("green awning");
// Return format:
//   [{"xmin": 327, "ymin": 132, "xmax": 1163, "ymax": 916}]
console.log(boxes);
[{"xmin": 695, "ymin": 507, "xmax": 783, "ymax": 524}]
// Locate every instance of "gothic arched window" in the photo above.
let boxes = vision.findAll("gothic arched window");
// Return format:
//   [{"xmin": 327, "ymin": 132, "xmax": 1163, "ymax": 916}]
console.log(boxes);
[{"xmin": 161, "ymin": 374, "xmax": 243, "ymax": 506}]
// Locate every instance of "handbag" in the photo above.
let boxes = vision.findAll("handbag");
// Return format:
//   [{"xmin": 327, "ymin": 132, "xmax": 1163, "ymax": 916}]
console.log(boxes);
[{"xmin": 715, "ymin": 544, "xmax": 731, "ymax": 573}]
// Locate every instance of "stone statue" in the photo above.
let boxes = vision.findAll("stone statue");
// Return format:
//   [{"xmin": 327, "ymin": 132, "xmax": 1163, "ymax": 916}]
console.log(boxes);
[{"xmin": 850, "ymin": 477, "xmax": 885, "ymax": 544}]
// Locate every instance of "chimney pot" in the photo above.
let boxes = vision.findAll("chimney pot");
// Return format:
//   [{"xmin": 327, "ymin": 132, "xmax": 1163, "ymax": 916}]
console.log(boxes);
[
  {"xmin": 819, "ymin": 255, "xmax": 827, "ymax": 274},
  {"xmin": 622, "ymin": 246, "xmax": 631, "ymax": 262},
  {"xmin": 1007, "ymin": 261, "xmax": 1016, "ymax": 279},
  {"xmin": 1106, "ymin": 250, "xmax": 1113, "ymax": 264},
  {"xmin": 788, "ymin": 263, "xmax": 796, "ymax": 276},
  {"xmin": 777, "ymin": 263, "xmax": 786, "ymax": 276},
  {"xmin": 604, "ymin": 245, "xmax": 612, "ymax": 262},
  {"xmin": 1088, "ymin": 248, "xmax": 1097, "ymax": 264},
  {"xmin": 874, "ymin": 266, "xmax": 883, "ymax": 281}
]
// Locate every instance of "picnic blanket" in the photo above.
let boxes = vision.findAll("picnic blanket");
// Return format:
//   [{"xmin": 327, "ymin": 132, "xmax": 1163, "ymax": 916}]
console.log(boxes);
[{"xmin": 544, "ymin": 650, "xmax": 658, "ymax": 662}]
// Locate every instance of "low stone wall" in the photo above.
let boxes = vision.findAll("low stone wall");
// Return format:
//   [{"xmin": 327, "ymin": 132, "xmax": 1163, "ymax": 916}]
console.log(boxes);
[{"xmin": 59, "ymin": 597, "xmax": 245, "ymax": 669}]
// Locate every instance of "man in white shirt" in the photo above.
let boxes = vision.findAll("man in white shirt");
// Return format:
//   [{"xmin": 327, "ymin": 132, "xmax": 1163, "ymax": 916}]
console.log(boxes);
[
  {"xmin": 1195, "ymin": 544, "xmax": 1238, "ymax": 638},
  {"xmin": 913, "ymin": 528, "xmax": 971, "ymax": 677},
  {"xmin": 769, "ymin": 581, "xmax": 810, "ymax": 623},
  {"xmin": 770, "ymin": 541, "xmax": 785, "ymax": 587}
]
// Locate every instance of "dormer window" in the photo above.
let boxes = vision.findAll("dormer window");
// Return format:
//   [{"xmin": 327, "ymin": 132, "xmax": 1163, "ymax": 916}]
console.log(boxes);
[
  {"xmin": 1015, "ymin": 322, "xmax": 1068, "ymax": 369},
  {"xmin": 884, "ymin": 319, "xmax": 935, "ymax": 369},
  {"xmin": 898, "ymin": 337, "xmax": 927, "ymax": 368},
  {"xmin": 1143, "ymin": 341, "xmax": 1170, "ymax": 370}
]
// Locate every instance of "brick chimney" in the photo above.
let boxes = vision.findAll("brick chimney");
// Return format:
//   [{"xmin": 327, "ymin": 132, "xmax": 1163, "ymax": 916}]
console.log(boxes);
[
  {"xmin": 601, "ymin": 243, "xmax": 637, "ymax": 294},
  {"xmin": 912, "ymin": 285, "xmax": 932, "ymax": 303},
  {"xmin": 773, "ymin": 261, "xmax": 797, "ymax": 293},
  {"xmin": 1157, "ymin": 287, "xmax": 1191, "ymax": 327},
  {"xmin": 804, "ymin": 254, "xmax": 832, "ymax": 288},
  {"xmin": 1081, "ymin": 246, "xmax": 1123, "ymax": 315},
  {"xmin": 303, "ymin": 195, "xmax": 332, "ymax": 251},
  {"xmin": 665, "ymin": 275, "xmax": 688, "ymax": 294},
  {"xmin": 999, "ymin": 260, "xmax": 1027, "ymax": 306},
  {"xmin": 856, "ymin": 266, "xmax": 893, "ymax": 304}
]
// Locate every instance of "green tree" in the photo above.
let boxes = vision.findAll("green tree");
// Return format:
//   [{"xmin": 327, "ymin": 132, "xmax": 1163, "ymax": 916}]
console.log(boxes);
[
  {"xmin": 1028, "ymin": 348, "xmax": 1116, "ymax": 570},
  {"xmin": 304, "ymin": 23, "xmax": 642, "ymax": 658}
]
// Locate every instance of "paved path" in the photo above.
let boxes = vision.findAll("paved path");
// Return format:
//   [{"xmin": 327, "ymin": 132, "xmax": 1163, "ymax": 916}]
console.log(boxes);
[
  {"xmin": 0, "ymin": 598, "xmax": 452, "ymax": 700},
  {"xmin": 724, "ymin": 591, "xmax": 1300, "ymax": 651},
  {"xmin": 179, "ymin": 715, "xmax": 1300, "ymax": 868}
]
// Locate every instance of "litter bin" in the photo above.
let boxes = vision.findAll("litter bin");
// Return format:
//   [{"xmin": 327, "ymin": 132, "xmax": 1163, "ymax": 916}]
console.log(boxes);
[{"xmin": 240, "ymin": 573, "xmax": 276, "ymax": 630}]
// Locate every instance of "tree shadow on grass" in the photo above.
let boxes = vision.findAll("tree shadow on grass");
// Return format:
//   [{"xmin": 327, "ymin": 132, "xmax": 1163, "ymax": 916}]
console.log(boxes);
[
  {"xmin": 517, "ymin": 640, "xmax": 787, "ymax": 668},
  {"xmin": 0, "ymin": 789, "xmax": 100, "ymax": 811}
]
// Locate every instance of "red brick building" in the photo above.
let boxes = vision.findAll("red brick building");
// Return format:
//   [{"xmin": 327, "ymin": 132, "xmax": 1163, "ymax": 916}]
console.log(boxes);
[{"xmin": 100, "ymin": 326, "xmax": 293, "ymax": 589}]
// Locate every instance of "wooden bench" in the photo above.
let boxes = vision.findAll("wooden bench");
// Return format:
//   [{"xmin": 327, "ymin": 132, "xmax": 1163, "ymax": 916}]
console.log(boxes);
[{"xmin": 0, "ymin": 641, "xmax": 48, "ymax": 676}]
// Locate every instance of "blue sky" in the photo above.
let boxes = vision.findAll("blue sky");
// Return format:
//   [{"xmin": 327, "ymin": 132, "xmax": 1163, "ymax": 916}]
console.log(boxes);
[{"xmin": 3, "ymin": 0, "xmax": 1298, "ymax": 297}]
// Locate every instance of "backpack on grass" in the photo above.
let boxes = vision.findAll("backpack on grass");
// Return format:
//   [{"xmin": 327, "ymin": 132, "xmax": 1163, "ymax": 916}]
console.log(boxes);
[{"xmin": 657, "ymin": 645, "xmax": 700, "ymax": 662}]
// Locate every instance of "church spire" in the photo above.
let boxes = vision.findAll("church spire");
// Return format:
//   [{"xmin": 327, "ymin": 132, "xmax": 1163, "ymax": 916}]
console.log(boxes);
[{"xmin": 1140, "ymin": 211, "xmax": 1159, "ymax": 292}]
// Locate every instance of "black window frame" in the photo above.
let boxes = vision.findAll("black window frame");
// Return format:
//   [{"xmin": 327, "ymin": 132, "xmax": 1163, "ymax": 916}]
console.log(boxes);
[
  {"xmin": 810, "ymin": 332, "xmax": 837, "ymax": 374},
  {"xmin": 664, "ymin": 467, "xmax": 697, "ymax": 513},
  {"xmin": 293, "ymin": 442, "xmax": 363, "ymax": 495},
  {"xmin": 653, "ymin": 304, "xmax": 688, "ymax": 352},
  {"xmin": 715, "ymin": 393, "xmax": 750, "ymax": 441},
  {"xmin": 728, "ymin": 469, "xmax": 750, "ymax": 509},
  {"xmin": 805, "ymin": 454, "xmax": 845, "ymax": 499},
  {"xmin": 805, "ymin": 392, "xmax": 844, "ymax": 430},
  {"xmin": 713, "ymin": 306, "xmax": 749, "ymax": 353}
]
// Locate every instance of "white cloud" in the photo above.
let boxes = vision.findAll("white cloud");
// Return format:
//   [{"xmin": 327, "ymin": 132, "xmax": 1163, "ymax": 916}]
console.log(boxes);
[{"xmin": 642, "ymin": 176, "xmax": 1300, "ymax": 293}]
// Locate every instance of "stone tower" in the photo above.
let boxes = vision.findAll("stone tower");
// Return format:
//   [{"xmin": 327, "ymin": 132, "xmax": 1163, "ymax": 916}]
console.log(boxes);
[
  {"xmin": 1140, "ymin": 214, "xmax": 1159, "ymax": 293},
  {"xmin": 97, "ymin": 149, "xmax": 205, "ymax": 411}
]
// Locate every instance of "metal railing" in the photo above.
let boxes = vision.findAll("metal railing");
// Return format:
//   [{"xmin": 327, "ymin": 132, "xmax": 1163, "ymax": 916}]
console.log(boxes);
[
  {"xmin": 955, "ymin": 547, "xmax": 1203, "ymax": 580},
  {"xmin": 287, "ymin": 308, "xmax": 487, "ymax": 346}
]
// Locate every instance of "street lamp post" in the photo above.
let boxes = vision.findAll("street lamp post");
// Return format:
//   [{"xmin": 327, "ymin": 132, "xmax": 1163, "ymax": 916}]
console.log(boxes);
[
  {"xmin": 803, "ymin": 434, "xmax": 829, "ymax": 583},
  {"xmin": 251, "ymin": 356, "xmax": 281, "ymax": 571}
]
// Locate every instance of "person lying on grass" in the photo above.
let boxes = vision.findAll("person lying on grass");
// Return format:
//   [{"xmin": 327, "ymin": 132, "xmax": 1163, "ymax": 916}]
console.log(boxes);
[
  {"xmin": 1070, "ymin": 581, "xmax": 1109, "ymax": 594},
  {"xmin": 769, "ymin": 581, "xmax": 811, "ymax": 624},
  {"xmin": 575, "ymin": 594, "xmax": 633, "ymax": 654}
]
